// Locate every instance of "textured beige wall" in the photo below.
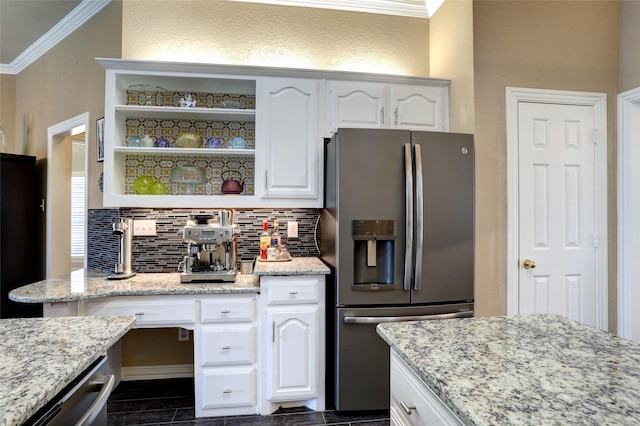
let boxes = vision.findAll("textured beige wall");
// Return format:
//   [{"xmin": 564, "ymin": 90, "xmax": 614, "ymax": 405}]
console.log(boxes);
[
  {"xmin": 429, "ymin": 0, "xmax": 474, "ymax": 133},
  {"xmin": 619, "ymin": 0, "xmax": 640, "ymax": 92},
  {"xmin": 0, "ymin": 74, "xmax": 16, "ymax": 152},
  {"xmin": 472, "ymin": 1, "xmax": 619, "ymax": 331},
  {"xmin": 122, "ymin": 0, "xmax": 430, "ymax": 76},
  {"xmin": 14, "ymin": 1, "xmax": 122, "ymax": 210}
]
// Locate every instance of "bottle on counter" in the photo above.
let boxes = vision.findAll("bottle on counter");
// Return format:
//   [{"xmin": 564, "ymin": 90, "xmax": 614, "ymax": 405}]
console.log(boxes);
[
  {"xmin": 271, "ymin": 219, "xmax": 282, "ymax": 249},
  {"xmin": 259, "ymin": 220, "xmax": 270, "ymax": 260}
]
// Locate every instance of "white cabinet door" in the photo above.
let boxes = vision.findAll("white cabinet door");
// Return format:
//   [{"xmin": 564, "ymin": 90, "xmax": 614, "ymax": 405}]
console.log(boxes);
[
  {"xmin": 326, "ymin": 80, "xmax": 449, "ymax": 135},
  {"xmin": 326, "ymin": 81, "xmax": 387, "ymax": 132},
  {"xmin": 390, "ymin": 84, "xmax": 449, "ymax": 131},
  {"xmin": 267, "ymin": 307, "xmax": 318, "ymax": 401},
  {"xmin": 256, "ymin": 77, "xmax": 321, "ymax": 205}
]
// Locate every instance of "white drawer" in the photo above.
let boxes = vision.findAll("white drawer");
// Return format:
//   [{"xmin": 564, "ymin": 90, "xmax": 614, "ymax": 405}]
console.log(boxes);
[
  {"xmin": 84, "ymin": 297, "xmax": 196, "ymax": 326},
  {"xmin": 263, "ymin": 276, "xmax": 321, "ymax": 305},
  {"xmin": 390, "ymin": 350, "xmax": 462, "ymax": 426},
  {"xmin": 201, "ymin": 296, "xmax": 256, "ymax": 323},
  {"xmin": 201, "ymin": 367, "xmax": 257, "ymax": 409},
  {"xmin": 200, "ymin": 324, "xmax": 256, "ymax": 366}
]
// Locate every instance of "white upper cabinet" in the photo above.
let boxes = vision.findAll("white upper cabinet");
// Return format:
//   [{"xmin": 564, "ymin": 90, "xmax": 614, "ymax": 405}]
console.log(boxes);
[
  {"xmin": 390, "ymin": 84, "xmax": 449, "ymax": 131},
  {"xmin": 326, "ymin": 81, "xmax": 386, "ymax": 130},
  {"xmin": 98, "ymin": 59, "xmax": 449, "ymax": 209},
  {"xmin": 255, "ymin": 77, "xmax": 322, "ymax": 207},
  {"xmin": 325, "ymin": 80, "xmax": 449, "ymax": 136}
]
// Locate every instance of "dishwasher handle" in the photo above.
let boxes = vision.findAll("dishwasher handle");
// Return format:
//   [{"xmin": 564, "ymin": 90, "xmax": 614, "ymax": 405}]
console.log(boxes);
[
  {"xmin": 75, "ymin": 374, "xmax": 116, "ymax": 426},
  {"xmin": 343, "ymin": 310, "xmax": 473, "ymax": 324}
]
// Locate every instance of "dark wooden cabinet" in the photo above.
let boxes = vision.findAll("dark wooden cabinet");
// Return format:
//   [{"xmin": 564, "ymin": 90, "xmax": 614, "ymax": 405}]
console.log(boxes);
[{"xmin": 0, "ymin": 153, "xmax": 43, "ymax": 318}]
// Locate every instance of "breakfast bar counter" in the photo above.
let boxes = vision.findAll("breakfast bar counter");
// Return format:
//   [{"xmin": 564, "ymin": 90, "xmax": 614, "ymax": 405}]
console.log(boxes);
[
  {"xmin": 0, "ymin": 316, "xmax": 135, "ymax": 426},
  {"xmin": 376, "ymin": 314, "xmax": 640, "ymax": 425}
]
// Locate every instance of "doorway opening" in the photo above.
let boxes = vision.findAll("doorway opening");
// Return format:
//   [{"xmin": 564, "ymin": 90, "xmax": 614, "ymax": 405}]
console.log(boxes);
[{"xmin": 46, "ymin": 113, "xmax": 89, "ymax": 277}]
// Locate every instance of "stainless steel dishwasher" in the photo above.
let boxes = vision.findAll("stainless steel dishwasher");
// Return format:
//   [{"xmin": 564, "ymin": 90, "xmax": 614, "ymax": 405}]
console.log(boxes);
[{"xmin": 26, "ymin": 356, "xmax": 115, "ymax": 426}]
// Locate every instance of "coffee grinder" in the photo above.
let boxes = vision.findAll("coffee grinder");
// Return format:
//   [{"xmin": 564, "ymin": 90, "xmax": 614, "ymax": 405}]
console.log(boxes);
[{"xmin": 179, "ymin": 210, "xmax": 239, "ymax": 282}]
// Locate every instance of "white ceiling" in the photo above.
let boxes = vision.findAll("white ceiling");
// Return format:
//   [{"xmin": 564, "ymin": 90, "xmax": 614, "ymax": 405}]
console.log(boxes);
[{"xmin": 0, "ymin": 0, "xmax": 440, "ymax": 75}]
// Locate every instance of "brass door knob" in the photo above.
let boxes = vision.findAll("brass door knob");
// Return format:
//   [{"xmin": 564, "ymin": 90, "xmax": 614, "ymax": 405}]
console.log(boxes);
[{"xmin": 523, "ymin": 259, "xmax": 536, "ymax": 269}]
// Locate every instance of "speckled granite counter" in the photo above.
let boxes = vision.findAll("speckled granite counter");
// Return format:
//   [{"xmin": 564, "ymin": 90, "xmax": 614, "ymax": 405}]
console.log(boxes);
[
  {"xmin": 9, "ymin": 268, "xmax": 260, "ymax": 304},
  {"xmin": 9, "ymin": 257, "xmax": 328, "ymax": 304},
  {"xmin": 0, "ymin": 316, "xmax": 135, "ymax": 426},
  {"xmin": 253, "ymin": 256, "xmax": 329, "ymax": 275},
  {"xmin": 377, "ymin": 314, "xmax": 640, "ymax": 425}
]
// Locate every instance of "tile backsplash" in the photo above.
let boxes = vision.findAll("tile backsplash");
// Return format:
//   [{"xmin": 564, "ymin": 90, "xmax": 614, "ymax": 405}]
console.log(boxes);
[{"xmin": 88, "ymin": 208, "xmax": 321, "ymax": 273}]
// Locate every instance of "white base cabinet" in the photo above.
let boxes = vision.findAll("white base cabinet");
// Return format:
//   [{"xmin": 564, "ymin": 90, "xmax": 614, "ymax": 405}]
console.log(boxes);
[
  {"xmin": 81, "ymin": 293, "xmax": 260, "ymax": 418},
  {"xmin": 390, "ymin": 349, "xmax": 462, "ymax": 426},
  {"xmin": 259, "ymin": 275, "xmax": 326, "ymax": 414}
]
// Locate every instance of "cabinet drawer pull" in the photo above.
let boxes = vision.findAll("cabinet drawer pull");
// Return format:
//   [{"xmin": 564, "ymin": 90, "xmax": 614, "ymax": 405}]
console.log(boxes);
[
  {"xmin": 134, "ymin": 312, "xmax": 144, "ymax": 316},
  {"xmin": 221, "ymin": 309, "xmax": 230, "ymax": 314},
  {"xmin": 222, "ymin": 346, "xmax": 231, "ymax": 350},
  {"xmin": 400, "ymin": 401, "xmax": 416, "ymax": 416},
  {"xmin": 223, "ymin": 389, "xmax": 233, "ymax": 394},
  {"xmin": 289, "ymin": 291, "xmax": 298, "ymax": 296}
]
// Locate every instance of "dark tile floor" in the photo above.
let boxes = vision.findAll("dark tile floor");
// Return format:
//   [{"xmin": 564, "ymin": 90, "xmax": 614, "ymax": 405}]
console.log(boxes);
[{"xmin": 107, "ymin": 378, "xmax": 390, "ymax": 425}]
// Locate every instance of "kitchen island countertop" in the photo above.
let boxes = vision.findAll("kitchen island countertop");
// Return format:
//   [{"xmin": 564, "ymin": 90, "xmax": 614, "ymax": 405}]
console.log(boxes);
[
  {"xmin": 0, "ymin": 315, "xmax": 135, "ymax": 426},
  {"xmin": 376, "ymin": 314, "xmax": 640, "ymax": 425}
]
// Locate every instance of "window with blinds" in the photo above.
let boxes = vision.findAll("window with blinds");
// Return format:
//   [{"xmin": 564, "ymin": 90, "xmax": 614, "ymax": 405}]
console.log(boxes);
[{"xmin": 71, "ymin": 176, "xmax": 85, "ymax": 256}]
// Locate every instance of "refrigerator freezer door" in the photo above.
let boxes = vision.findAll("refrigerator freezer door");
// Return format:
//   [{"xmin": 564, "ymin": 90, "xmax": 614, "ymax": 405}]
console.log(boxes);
[
  {"xmin": 334, "ymin": 303, "xmax": 473, "ymax": 411},
  {"xmin": 410, "ymin": 132, "xmax": 474, "ymax": 304}
]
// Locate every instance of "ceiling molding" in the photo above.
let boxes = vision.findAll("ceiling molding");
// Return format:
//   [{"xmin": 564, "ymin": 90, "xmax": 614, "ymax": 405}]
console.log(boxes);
[
  {"xmin": 0, "ymin": 0, "xmax": 111, "ymax": 75},
  {"xmin": 230, "ymin": 0, "xmax": 442, "ymax": 18}
]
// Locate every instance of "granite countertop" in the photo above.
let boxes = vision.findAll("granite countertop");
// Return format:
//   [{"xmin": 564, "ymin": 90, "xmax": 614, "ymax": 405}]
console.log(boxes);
[
  {"xmin": 0, "ymin": 316, "xmax": 135, "ymax": 426},
  {"xmin": 9, "ymin": 257, "xmax": 328, "ymax": 304},
  {"xmin": 377, "ymin": 314, "xmax": 640, "ymax": 426},
  {"xmin": 253, "ymin": 256, "xmax": 330, "ymax": 276},
  {"xmin": 9, "ymin": 268, "xmax": 260, "ymax": 304}
]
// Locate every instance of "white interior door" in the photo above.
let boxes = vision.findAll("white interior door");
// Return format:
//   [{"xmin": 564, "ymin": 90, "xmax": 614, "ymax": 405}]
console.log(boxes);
[{"xmin": 506, "ymin": 87, "xmax": 607, "ymax": 330}]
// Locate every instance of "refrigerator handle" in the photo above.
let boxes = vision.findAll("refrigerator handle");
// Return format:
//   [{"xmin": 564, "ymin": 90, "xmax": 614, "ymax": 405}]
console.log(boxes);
[
  {"xmin": 343, "ymin": 310, "xmax": 474, "ymax": 324},
  {"xmin": 413, "ymin": 144, "xmax": 424, "ymax": 291},
  {"xmin": 404, "ymin": 143, "xmax": 413, "ymax": 291}
]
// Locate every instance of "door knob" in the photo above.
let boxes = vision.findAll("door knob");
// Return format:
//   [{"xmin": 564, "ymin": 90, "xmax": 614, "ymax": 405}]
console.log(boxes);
[{"xmin": 523, "ymin": 259, "xmax": 536, "ymax": 269}]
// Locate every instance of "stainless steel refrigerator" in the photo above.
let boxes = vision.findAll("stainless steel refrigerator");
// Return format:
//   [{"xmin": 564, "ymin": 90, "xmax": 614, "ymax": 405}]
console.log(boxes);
[{"xmin": 321, "ymin": 128, "xmax": 474, "ymax": 411}]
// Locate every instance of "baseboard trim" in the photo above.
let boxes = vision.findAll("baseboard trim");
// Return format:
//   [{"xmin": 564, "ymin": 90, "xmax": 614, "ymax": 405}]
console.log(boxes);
[{"xmin": 121, "ymin": 364, "xmax": 194, "ymax": 381}]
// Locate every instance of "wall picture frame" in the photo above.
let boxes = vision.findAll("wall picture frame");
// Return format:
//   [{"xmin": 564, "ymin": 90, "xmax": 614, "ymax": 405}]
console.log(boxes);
[{"xmin": 96, "ymin": 117, "xmax": 105, "ymax": 162}]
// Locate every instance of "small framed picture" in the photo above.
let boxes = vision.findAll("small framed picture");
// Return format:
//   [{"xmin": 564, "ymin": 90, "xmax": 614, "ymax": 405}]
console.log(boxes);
[{"xmin": 96, "ymin": 117, "xmax": 105, "ymax": 162}]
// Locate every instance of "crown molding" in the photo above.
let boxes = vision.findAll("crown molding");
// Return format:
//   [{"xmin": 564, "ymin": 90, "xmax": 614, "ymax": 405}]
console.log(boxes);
[
  {"xmin": 231, "ymin": 0, "xmax": 443, "ymax": 18},
  {"xmin": 0, "ymin": 0, "xmax": 111, "ymax": 75}
]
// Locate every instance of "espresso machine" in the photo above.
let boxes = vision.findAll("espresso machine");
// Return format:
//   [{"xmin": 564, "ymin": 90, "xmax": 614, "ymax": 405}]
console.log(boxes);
[{"xmin": 179, "ymin": 211, "xmax": 239, "ymax": 282}]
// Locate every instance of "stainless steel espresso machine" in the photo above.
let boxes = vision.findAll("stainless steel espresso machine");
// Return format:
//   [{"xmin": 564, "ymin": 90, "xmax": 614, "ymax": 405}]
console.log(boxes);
[{"xmin": 179, "ymin": 211, "xmax": 239, "ymax": 282}]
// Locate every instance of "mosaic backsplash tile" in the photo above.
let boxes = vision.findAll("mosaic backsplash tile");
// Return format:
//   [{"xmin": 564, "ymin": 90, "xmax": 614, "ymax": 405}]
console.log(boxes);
[
  {"xmin": 124, "ymin": 117, "xmax": 255, "ymax": 149},
  {"xmin": 124, "ymin": 154, "xmax": 254, "ymax": 196},
  {"xmin": 88, "ymin": 208, "xmax": 322, "ymax": 273},
  {"xmin": 126, "ymin": 89, "xmax": 256, "ymax": 109}
]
